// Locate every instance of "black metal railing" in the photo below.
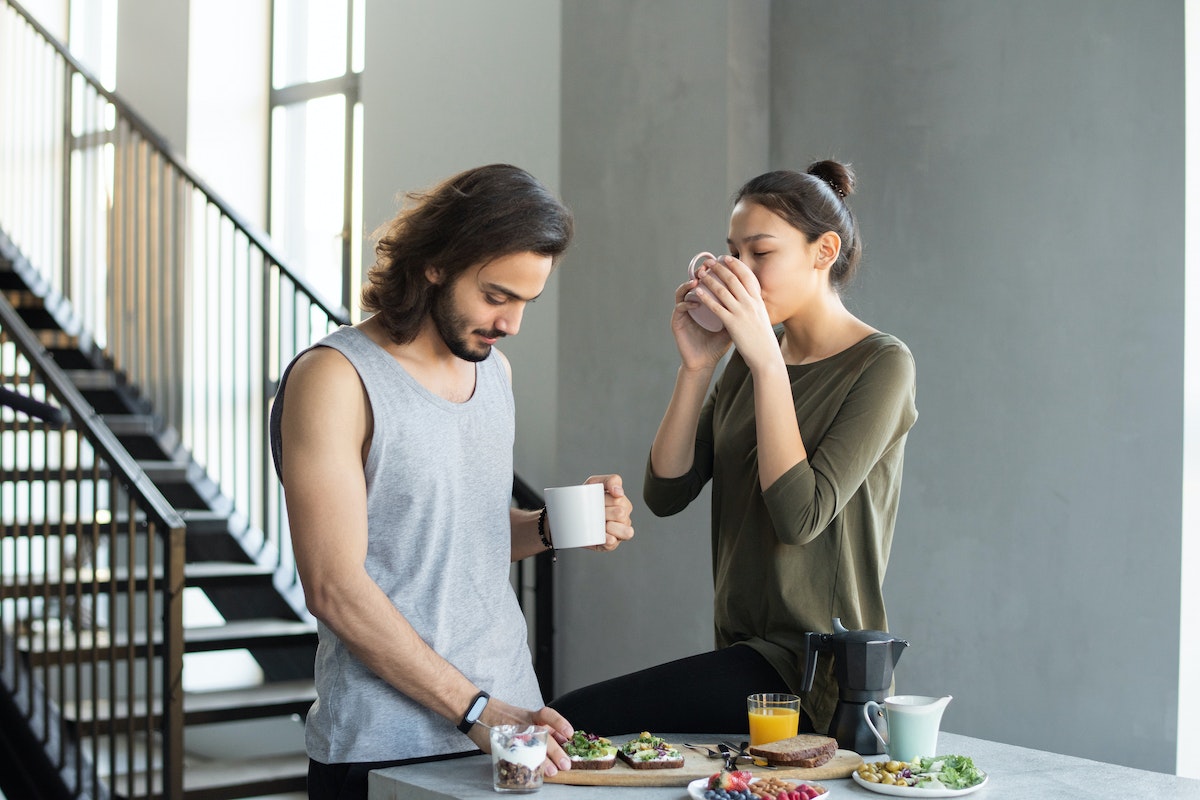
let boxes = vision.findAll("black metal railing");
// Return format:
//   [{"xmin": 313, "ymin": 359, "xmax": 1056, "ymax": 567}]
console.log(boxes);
[
  {"xmin": 2, "ymin": 291, "xmax": 188, "ymax": 799},
  {"xmin": 0, "ymin": 0, "xmax": 349, "ymax": 592},
  {"xmin": 0, "ymin": 4, "xmax": 556, "ymax": 793}
]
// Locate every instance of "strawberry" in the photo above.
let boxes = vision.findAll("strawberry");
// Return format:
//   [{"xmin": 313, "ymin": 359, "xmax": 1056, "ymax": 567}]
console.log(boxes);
[
  {"xmin": 706, "ymin": 772, "xmax": 733, "ymax": 791},
  {"xmin": 729, "ymin": 770, "xmax": 753, "ymax": 791}
]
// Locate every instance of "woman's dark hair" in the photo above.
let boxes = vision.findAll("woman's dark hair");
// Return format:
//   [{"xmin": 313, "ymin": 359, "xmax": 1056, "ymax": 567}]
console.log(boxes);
[
  {"xmin": 732, "ymin": 160, "xmax": 862, "ymax": 290},
  {"xmin": 361, "ymin": 164, "xmax": 574, "ymax": 344}
]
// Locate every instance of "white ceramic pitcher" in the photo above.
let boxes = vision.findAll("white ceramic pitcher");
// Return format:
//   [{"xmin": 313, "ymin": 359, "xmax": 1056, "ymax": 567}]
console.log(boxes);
[{"xmin": 863, "ymin": 694, "xmax": 952, "ymax": 762}]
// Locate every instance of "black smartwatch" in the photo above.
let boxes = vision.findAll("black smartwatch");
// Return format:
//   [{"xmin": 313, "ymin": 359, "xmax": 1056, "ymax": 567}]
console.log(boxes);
[{"xmin": 457, "ymin": 690, "xmax": 490, "ymax": 734}]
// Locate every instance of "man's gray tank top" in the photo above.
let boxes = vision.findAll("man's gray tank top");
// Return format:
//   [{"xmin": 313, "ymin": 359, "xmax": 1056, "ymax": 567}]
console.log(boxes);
[{"xmin": 269, "ymin": 326, "xmax": 543, "ymax": 763}]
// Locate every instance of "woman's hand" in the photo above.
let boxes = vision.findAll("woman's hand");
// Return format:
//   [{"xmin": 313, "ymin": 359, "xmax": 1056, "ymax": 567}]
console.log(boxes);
[
  {"xmin": 673, "ymin": 257, "xmax": 732, "ymax": 371},
  {"xmin": 689, "ymin": 255, "xmax": 780, "ymax": 373},
  {"xmin": 582, "ymin": 474, "xmax": 634, "ymax": 552}
]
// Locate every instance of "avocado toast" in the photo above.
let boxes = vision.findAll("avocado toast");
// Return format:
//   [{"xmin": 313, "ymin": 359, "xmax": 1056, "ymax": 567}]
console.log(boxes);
[{"xmin": 562, "ymin": 731, "xmax": 618, "ymax": 769}]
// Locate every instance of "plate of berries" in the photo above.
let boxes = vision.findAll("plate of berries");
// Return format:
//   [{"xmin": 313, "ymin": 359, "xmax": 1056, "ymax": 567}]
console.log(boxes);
[{"xmin": 688, "ymin": 771, "xmax": 830, "ymax": 800}]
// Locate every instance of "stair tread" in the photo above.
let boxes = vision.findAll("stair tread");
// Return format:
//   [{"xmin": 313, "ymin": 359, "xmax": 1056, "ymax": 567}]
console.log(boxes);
[
  {"xmin": 62, "ymin": 679, "xmax": 316, "ymax": 724},
  {"xmin": 115, "ymin": 752, "xmax": 309, "ymax": 800},
  {"xmin": 18, "ymin": 617, "xmax": 317, "ymax": 657},
  {"xmin": 183, "ymin": 752, "xmax": 309, "ymax": 794},
  {"xmin": 2, "ymin": 561, "xmax": 276, "ymax": 593}
]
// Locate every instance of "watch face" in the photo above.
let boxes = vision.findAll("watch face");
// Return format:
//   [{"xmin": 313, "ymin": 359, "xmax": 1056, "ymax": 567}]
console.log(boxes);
[{"xmin": 468, "ymin": 695, "xmax": 488, "ymax": 721}]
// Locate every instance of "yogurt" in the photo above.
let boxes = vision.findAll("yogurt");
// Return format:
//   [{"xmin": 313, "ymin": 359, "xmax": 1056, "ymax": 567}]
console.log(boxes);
[{"xmin": 490, "ymin": 725, "xmax": 548, "ymax": 793}]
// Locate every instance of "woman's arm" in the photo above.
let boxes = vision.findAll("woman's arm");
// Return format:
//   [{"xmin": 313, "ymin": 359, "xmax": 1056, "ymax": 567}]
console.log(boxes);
[
  {"xmin": 649, "ymin": 364, "xmax": 718, "ymax": 478},
  {"xmin": 761, "ymin": 345, "xmax": 917, "ymax": 545}
]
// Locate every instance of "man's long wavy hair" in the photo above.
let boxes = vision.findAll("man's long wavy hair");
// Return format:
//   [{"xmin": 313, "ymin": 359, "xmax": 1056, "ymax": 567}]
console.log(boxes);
[{"xmin": 361, "ymin": 164, "xmax": 574, "ymax": 344}]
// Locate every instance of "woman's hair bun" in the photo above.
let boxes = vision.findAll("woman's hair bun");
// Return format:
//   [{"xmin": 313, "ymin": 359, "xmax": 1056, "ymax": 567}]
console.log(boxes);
[{"xmin": 807, "ymin": 160, "xmax": 856, "ymax": 200}]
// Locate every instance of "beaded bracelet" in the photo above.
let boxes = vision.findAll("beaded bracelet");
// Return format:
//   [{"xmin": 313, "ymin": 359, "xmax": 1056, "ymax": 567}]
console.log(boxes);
[{"xmin": 537, "ymin": 507, "xmax": 556, "ymax": 562}]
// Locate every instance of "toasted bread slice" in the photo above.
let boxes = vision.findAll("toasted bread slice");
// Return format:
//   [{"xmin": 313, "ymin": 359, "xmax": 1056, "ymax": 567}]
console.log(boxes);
[
  {"xmin": 563, "ymin": 731, "xmax": 618, "ymax": 769},
  {"xmin": 747, "ymin": 733, "xmax": 837, "ymax": 767},
  {"xmin": 616, "ymin": 750, "xmax": 684, "ymax": 769},
  {"xmin": 616, "ymin": 731, "xmax": 685, "ymax": 769}
]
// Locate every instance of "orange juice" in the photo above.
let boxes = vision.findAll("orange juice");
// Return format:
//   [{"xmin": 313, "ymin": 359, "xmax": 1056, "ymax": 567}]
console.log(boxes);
[{"xmin": 747, "ymin": 707, "xmax": 800, "ymax": 746}]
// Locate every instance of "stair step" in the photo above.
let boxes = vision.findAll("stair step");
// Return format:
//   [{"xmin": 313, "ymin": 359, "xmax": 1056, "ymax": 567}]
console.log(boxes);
[
  {"xmin": 63, "ymin": 368, "xmax": 118, "ymax": 390},
  {"xmin": 114, "ymin": 752, "xmax": 308, "ymax": 800},
  {"xmin": 1, "ymin": 288, "xmax": 43, "ymax": 308},
  {"xmin": 138, "ymin": 459, "xmax": 192, "ymax": 482},
  {"xmin": 62, "ymin": 679, "xmax": 316, "ymax": 730},
  {"xmin": 19, "ymin": 618, "xmax": 317, "ymax": 664},
  {"xmin": 35, "ymin": 328, "xmax": 78, "ymax": 349},
  {"xmin": 179, "ymin": 509, "xmax": 234, "ymax": 535},
  {"xmin": 100, "ymin": 413, "xmax": 158, "ymax": 436},
  {"xmin": 1, "ymin": 561, "xmax": 274, "ymax": 598}
]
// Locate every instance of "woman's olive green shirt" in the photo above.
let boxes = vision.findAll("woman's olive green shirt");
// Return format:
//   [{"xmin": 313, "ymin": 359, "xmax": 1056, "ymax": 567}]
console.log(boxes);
[{"xmin": 644, "ymin": 332, "xmax": 917, "ymax": 733}]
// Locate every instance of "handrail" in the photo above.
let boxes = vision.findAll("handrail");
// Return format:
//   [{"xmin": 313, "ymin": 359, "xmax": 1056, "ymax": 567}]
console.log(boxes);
[
  {"xmin": 1, "ymin": 286, "xmax": 188, "ymax": 798},
  {"xmin": 0, "ymin": 267, "xmax": 183, "ymax": 531},
  {"xmin": 0, "ymin": 386, "xmax": 67, "ymax": 426}
]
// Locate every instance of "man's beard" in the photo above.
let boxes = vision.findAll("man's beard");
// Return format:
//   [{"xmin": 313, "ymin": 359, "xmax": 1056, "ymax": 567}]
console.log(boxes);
[{"xmin": 430, "ymin": 286, "xmax": 504, "ymax": 363}]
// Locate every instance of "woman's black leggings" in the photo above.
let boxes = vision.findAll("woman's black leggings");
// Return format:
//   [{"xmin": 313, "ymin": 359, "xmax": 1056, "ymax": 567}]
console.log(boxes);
[{"xmin": 549, "ymin": 645, "xmax": 813, "ymax": 735}]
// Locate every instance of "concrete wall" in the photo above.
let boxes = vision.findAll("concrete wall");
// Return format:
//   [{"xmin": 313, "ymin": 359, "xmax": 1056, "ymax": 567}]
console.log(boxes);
[
  {"xmin": 361, "ymin": 0, "xmax": 563, "ymax": 490},
  {"xmin": 767, "ymin": 0, "xmax": 1183, "ymax": 773},
  {"xmin": 556, "ymin": 0, "xmax": 769, "ymax": 688},
  {"xmin": 556, "ymin": 0, "xmax": 1185, "ymax": 776}
]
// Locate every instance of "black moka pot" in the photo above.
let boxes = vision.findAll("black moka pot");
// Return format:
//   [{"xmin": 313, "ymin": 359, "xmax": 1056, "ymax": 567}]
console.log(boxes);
[{"xmin": 800, "ymin": 618, "xmax": 908, "ymax": 754}]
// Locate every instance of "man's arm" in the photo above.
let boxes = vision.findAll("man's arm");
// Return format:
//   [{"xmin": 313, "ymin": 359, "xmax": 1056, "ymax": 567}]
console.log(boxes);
[{"xmin": 278, "ymin": 347, "xmax": 573, "ymax": 768}]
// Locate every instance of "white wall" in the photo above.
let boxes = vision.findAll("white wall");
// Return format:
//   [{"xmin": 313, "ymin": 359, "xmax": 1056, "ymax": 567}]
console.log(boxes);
[
  {"xmin": 360, "ymin": 0, "xmax": 563, "ymax": 490},
  {"xmin": 1182, "ymin": 0, "xmax": 1199, "ymax": 781},
  {"xmin": 116, "ymin": 0, "xmax": 189, "ymax": 153},
  {"xmin": 187, "ymin": 0, "xmax": 271, "ymax": 230}
]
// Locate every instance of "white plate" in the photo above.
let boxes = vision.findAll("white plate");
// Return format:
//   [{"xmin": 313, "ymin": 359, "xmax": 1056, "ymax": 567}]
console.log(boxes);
[
  {"xmin": 851, "ymin": 770, "xmax": 988, "ymax": 797},
  {"xmin": 687, "ymin": 776, "xmax": 832, "ymax": 799}
]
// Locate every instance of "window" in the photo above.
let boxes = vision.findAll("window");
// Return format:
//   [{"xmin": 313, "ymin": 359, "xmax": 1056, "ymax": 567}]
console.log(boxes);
[{"xmin": 269, "ymin": 0, "xmax": 364, "ymax": 316}]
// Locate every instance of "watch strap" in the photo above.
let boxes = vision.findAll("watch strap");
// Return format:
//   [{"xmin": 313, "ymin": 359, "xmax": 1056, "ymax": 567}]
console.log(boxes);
[{"xmin": 457, "ymin": 690, "xmax": 490, "ymax": 734}]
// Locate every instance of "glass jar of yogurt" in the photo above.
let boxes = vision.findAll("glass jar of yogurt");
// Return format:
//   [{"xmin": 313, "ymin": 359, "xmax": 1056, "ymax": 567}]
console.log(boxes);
[{"xmin": 490, "ymin": 725, "xmax": 549, "ymax": 793}]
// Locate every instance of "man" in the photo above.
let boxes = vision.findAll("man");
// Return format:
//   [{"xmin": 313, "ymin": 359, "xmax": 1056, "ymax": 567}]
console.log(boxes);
[{"xmin": 269, "ymin": 164, "xmax": 635, "ymax": 800}]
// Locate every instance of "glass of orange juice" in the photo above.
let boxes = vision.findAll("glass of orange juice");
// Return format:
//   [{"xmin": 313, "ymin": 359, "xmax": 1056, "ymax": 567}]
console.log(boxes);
[{"xmin": 747, "ymin": 693, "xmax": 801, "ymax": 746}]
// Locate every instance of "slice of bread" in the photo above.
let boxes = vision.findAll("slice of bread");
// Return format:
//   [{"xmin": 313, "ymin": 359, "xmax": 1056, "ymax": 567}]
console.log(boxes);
[
  {"xmin": 747, "ymin": 734, "xmax": 837, "ymax": 767},
  {"xmin": 616, "ymin": 750, "xmax": 684, "ymax": 770},
  {"xmin": 617, "ymin": 731, "xmax": 685, "ymax": 770},
  {"xmin": 563, "ymin": 730, "xmax": 618, "ymax": 770},
  {"xmin": 569, "ymin": 753, "xmax": 617, "ymax": 770}
]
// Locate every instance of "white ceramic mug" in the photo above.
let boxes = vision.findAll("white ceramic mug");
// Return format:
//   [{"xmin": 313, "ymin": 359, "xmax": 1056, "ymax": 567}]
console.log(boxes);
[
  {"xmin": 863, "ymin": 694, "xmax": 952, "ymax": 762},
  {"xmin": 543, "ymin": 483, "xmax": 606, "ymax": 548},
  {"xmin": 684, "ymin": 251, "xmax": 725, "ymax": 332}
]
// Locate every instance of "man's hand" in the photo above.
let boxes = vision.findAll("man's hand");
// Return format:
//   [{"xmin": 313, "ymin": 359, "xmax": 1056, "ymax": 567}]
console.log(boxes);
[
  {"xmin": 583, "ymin": 474, "xmax": 635, "ymax": 552},
  {"xmin": 468, "ymin": 699, "xmax": 575, "ymax": 776}
]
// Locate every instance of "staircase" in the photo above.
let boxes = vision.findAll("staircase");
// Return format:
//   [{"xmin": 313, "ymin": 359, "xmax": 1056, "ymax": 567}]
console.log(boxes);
[
  {"xmin": 0, "ymin": 1, "xmax": 344, "ymax": 796},
  {"xmin": 0, "ymin": 4, "xmax": 556, "ymax": 798},
  {"xmin": 2, "ymin": 237, "xmax": 316, "ymax": 799}
]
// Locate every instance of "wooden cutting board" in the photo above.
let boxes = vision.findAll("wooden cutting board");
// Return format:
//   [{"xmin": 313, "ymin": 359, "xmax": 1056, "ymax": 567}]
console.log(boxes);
[{"xmin": 544, "ymin": 745, "xmax": 863, "ymax": 787}]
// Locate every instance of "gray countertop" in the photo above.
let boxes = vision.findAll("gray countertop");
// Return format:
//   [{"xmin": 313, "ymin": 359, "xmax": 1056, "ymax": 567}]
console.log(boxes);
[{"xmin": 369, "ymin": 731, "xmax": 1200, "ymax": 799}]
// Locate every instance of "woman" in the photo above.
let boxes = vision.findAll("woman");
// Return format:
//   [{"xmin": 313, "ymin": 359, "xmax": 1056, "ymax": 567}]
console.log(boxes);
[{"xmin": 551, "ymin": 161, "xmax": 917, "ymax": 736}]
